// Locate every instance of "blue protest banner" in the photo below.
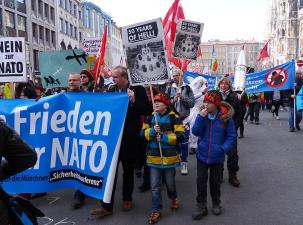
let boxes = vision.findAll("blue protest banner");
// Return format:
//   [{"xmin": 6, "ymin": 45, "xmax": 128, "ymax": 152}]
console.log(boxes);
[
  {"xmin": 0, "ymin": 93, "xmax": 129, "ymax": 203},
  {"xmin": 245, "ymin": 60, "xmax": 295, "ymax": 94},
  {"xmin": 296, "ymin": 86, "xmax": 303, "ymax": 112}
]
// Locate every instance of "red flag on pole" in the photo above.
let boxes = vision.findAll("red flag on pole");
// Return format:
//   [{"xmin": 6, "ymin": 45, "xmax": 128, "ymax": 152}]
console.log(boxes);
[
  {"xmin": 197, "ymin": 47, "xmax": 202, "ymax": 58},
  {"xmin": 257, "ymin": 40, "xmax": 269, "ymax": 62},
  {"xmin": 92, "ymin": 25, "xmax": 108, "ymax": 79}
]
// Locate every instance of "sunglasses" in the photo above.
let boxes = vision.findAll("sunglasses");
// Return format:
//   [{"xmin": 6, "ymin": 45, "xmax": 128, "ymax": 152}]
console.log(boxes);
[{"xmin": 81, "ymin": 75, "xmax": 88, "ymax": 78}]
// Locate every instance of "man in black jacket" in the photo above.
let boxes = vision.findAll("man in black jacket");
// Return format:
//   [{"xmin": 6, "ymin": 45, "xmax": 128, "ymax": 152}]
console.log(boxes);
[
  {"xmin": 0, "ymin": 119, "xmax": 37, "ymax": 224},
  {"xmin": 90, "ymin": 65, "xmax": 152, "ymax": 218}
]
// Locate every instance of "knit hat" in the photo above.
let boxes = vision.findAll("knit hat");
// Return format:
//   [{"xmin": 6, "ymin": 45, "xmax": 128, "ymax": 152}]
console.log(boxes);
[
  {"xmin": 154, "ymin": 93, "xmax": 170, "ymax": 106},
  {"xmin": 80, "ymin": 69, "xmax": 94, "ymax": 81},
  {"xmin": 204, "ymin": 90, "xmax": 222, "ymax": 107}
]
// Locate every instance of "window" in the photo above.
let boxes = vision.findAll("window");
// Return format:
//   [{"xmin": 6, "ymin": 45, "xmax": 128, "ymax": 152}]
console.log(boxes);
[
  {"xmin": 51, "ymin": 31, "xmax": 56, "ymax": 45},
  {"xmin": 33, "ymin": 49, "xmax": 40, "ymax": 70},
  {"xmin": 65, "ymin": 21, "xmax": 68, "ymax": 34},
  {"xmin": 39, "ymin": 26, "xmax": 44, "ymax": 41},
  {"xmin": 4, "ymin": 0, "xmax": 15, "ymax": 9},
  {"xmin": 65, "ymin": 0, "xmax": 68, "ymax": 10},
  {"xmin": 38, "ymin": 0, "xmax": 43, "ymax": 16},
  {"xmin": 69, "ymin": 1, "xmax": 72, "ymax": 14},
  {"xmin": 79, "ymin": 31, "xmax": 82, "ymax": 41},
  {"xmin": 85, "ymin": 8, "xmax": 89, "ymax": 28},
  {"xmin": 45, "ymin": 28, "xmax": 50, "ymax": 42},
  {"xmin": 60, "ymin": 0, "xmax": 63, "ymax": 8},
  {"xmin": 60, "ymin": 18, "xmax": 63, "ymax": 32},
  {"xmin": 74, "ymin": 4, "xmax": 77, "ymax": 17},
  {"xmin": 78, "ymin": 10, "xmax": 82, "ymax": 20},
  {"xmin": 4, "ymin": 10, "xmax": 15, "ymax": 28},
  {"xmin": 17, "ymin": 15, "xmax": 26, "ymax": 31},
  {"xmin": 16, "ymin": 0, "xmax": 26, "ymax": 13},
  {"xmin": 31, "ymin": 0, "xmax": 35, "ymax": 11},
  {"xmin": 32, "ymin": 23, "xmax": 37, "ymax": 38},
  {"xmin": 74, "ymin": 27, "xmax": 77, "ymax": 39},
  {"xmin": 70, "ymin": 24, "xmax": 73, "ymax": 36},
  {"xmin": 0, "ymin": 10, "xmax": 2, "ymax": 35},
  {"xmin": 45, "ymin": 3, "xmax": 49, "ymax": 20},
  {"xmin": 50, "ymin": 7, "xmax": 55, "ymax": 22}
]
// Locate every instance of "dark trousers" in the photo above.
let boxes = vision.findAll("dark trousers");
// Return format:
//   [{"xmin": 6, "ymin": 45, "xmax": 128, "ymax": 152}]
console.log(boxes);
[
  {"xmin": 249, "ymin": 102, "xmax": 260, "ymax": 122},
  {"xmin": 272, "ymin": 100, "xmax": 280, "ymax": 116},
  {"xmin": 196, "ymin": 160, "xmax": 221, "ymax": 205},
  {"xmin": 0, "ymin": 199, "xmax": 9, "ymax": 225},
  {"xmin": 227, "ymin": 143, "xmax": 239, "ymax": 173},
  {"xmin": 102, "ymin": 158, "xmax": 136, "ymax": 212}
]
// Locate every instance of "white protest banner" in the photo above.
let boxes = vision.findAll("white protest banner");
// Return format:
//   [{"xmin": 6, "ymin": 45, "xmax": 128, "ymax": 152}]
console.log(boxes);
[
  {"xmin": 173, "ymin": 19, "xmax": 204, "ymax": 60},
  {"xmin": 121, "ymin": 18, "xmax": 169, "ymax": 86},
  {"xmin": 0, "ymin": 37, "xmax": 26, "ymax": 82},
  {"xmin": 81, "ymin": 37, "xmax": 101, "ymax": 55}
]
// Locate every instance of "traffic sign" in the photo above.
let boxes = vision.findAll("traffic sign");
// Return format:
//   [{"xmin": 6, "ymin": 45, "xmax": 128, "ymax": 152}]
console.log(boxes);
[{"xmin": 297, "ymin": 60, "xmax": 303, "ymax": 67}]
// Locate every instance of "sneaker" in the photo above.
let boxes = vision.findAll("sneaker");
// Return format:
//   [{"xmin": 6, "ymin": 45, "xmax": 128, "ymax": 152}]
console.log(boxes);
[
  {"xmin": 212, "ymin": 204, "xmax": 222, "ymax": 215},
  {"xmin": 289, "ymin": 128, "xmax": 295, "ymax": 132},
  {"xmin": 229, "ymin": 173, "xmax": 240, "ymax": 187},
  {"xmin": 122, "ymin": 200, "xmax": 133, "ymax": 211},
  {"xmin": 180, "ymin": 162, "xmax": 188, "ymax": 175},
  {"xmin": 71, "ymin": 198, "xmax": 84, "ymax": 210},
  {"xmin": 238, "ymin": 135, "xmax": 244, "ymax": 139},
  {"xmin": 276, "ymin": 116, "xmax": 280, "ymax": 120},
  {"xmin": 192, "ymin": 203, "xmax": 208, "ymax": 220},
  {"xmin": 90, "ymin": 207, "xmax": 112, "ymax": 218},
  {"xmin": 255, "ymin": 121, "xmax": 260, "ymax": 125},
  {"xmin": 171, "ymin": 198, "xmax": 179, "ymax": 210},
  {"xmin": 148, "ymin": 211, "xmax": 161, "ymax": 224},
  {"xmin": 296, "ymin": 125, "xmax": 301, "ymax": 131}
]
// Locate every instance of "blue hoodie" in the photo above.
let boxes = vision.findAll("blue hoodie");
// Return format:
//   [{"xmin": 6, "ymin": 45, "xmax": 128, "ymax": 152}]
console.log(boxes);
[{"xmin": 192, "ymin": 104, "xmax": 237, "ymax": 164}]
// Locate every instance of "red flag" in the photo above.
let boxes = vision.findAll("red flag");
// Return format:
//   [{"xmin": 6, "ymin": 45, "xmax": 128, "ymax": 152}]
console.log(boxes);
[
  {"xmin": 163, "ymin": 0, "xmax": 185, "ymax": 42},
  {"xmin": 163, "ymin": 0, "xmax": 189, "ymax": 71},
  {"xmin": 101, "ymin": 63, "xmax": 112, "ymax": 78},
  {"xmin": 197, "ymin": 47, "xmax": 202, "ymax": 58},
  {"xmin": 257, "ymin": 40, "xmax": 269, "ymax": 62},
  {"xmin": 92, "ymin": 25, "xmax": 108, "ymax": 79}
]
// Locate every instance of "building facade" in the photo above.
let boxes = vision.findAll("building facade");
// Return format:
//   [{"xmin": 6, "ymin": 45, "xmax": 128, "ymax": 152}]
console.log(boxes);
[
  {"xmin": 111, "ymin": 21, "xmax": 124, "ymax": 67},
  {"xmin": 79, "ymin": 1, "xmax": 112, "ymax": 66},
  {"xmin": 199, "ymin": 40, "xmax": 263, "ymax": 75},
  {"xmin": 57, "ymin": 0, "xmax": 80, "ymax": 50},
  {"xmin": 267, "ymin": 0, "xmax": 303, "ymax": 65}
]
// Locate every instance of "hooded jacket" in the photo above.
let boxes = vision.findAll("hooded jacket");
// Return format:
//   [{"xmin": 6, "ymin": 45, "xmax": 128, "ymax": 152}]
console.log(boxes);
[{"xmin": 192, "ymin": 102, "xmax": 237, "ymax": 165}]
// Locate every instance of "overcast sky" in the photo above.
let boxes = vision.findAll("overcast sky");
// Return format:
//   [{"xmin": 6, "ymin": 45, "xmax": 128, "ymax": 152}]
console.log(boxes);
[{"xmin": 90, "ymin": 0, "xmax": 270, "ymax": 42}]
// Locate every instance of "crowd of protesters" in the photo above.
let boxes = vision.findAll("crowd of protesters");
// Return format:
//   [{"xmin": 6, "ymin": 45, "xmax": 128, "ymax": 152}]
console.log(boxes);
[{"xmin": 0, "ymin": 67, "xmax": 302, "ymax": 224}]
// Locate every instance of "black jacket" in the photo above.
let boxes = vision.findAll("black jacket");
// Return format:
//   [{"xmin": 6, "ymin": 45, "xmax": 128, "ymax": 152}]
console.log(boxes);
[
  {"xmin": 107, "ymin": 84, "xmax": 153, "ymax": 160},
  {"xmin": 0, "ymin": 120, "xmax": 37, "ymax": 181}
]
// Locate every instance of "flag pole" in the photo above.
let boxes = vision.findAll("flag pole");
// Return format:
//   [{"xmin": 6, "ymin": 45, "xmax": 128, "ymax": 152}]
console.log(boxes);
[
  {"xmin": 149, "ymin": 84, "xmax": 163, "ymax": 159},
  {"xmin": 294, "ymin": 87, "xmax": 296, "ymax": 130}
]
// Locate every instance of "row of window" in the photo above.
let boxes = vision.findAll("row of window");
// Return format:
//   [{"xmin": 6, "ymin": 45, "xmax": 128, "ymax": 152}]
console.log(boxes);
[
  {"xmin": 59, "ymin": 18, "xmax": 78, "ymax": 39},
  {"xmin": 59, "ymin": 0, "xmax": 78, "ymax": 18},
  {"xmin": 3, "ymin": 0, "xmax": 26, "ymax": 14},
  {"xmin": 31, "ymin": 0, "xmax": 55, "ymax": 23},
  {"xmin": 32, "ymin": 22, "xmax": 56, "ymax": 45},
  {"xmin": 3, "ymin": 9, "xmax": 26, "ymax": 31}
]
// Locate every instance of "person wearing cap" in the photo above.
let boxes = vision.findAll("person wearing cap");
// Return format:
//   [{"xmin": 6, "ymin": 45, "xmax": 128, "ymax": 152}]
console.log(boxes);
[
  {"xmin": 141, "ymin": 92, "xmax": 185, "ymax": 224},
  {"xmin": 80, "ymin": 69, "xmax": 94, "ymax": 92},
  {"xmin": 192, "ymin": 90, "xmax": 236, "ymax": 219}
]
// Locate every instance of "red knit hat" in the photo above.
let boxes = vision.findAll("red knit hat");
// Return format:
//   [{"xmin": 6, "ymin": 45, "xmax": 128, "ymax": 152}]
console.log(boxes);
[
  {"xmin": 204, "ymin": 90, "xmax": 222, "ymax": 107},
  {"xmin": 154, "ymin": 93, "xmax": 170, "ymax": 106}
]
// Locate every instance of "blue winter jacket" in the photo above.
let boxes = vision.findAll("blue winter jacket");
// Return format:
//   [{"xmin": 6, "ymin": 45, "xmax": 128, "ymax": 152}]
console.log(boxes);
[{"xmin": 192, "ymin": 111, "xmax": 237, "ymax": 165}]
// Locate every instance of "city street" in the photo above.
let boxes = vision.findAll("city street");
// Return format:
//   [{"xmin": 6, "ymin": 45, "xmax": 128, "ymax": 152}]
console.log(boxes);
[{"xmin": 33, "ymin": 109, "xmax": 303, "ymax": 225}]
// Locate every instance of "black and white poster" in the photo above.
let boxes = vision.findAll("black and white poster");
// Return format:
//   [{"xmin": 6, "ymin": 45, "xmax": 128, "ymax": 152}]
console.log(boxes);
[
  {"xmin": 0, "ymin": 37, "xmax": 26, "ymax": 82},
  {"xmin": 122, "ymin": 18, "xmax": 169, "ymax": 86},
  {"xmin": 173, "ymin": 19, "xmax": 204, "ymax": 60}
]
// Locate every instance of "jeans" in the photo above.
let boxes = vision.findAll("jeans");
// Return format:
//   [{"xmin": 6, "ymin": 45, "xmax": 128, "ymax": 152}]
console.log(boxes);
[
  {"xmin": 249, "ymin": 102, "xmax": 260, "ymax": 122},
  {"xmin": 272, "ymin": 100, "xmax": 280, "ymax": 117},
  {"xmin": 196, "ymin": 160, "xmax": 221, "ymax": 205},
  {"xmin": 150, "ymin": 167, "xmax": 177, "ymax": 212},
  {"xmin": 180, "ymin": 122, "xmax": 189, "ymax": 162},
  {"xmin": 288, "ymin": 107, "xmax": 303, "ymax": 129}
]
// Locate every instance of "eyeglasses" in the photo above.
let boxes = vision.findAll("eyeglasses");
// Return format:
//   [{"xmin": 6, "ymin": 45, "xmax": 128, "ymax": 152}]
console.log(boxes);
[{"xmin": 81, "ymin": 75, "xmax": 88, "ymax": 78}]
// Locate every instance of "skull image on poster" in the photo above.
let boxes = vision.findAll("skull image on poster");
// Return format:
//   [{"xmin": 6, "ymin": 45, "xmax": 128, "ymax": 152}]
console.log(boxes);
[{"xmin": 173, "ymin": 34, "xmax": 200, "ymax": 60}]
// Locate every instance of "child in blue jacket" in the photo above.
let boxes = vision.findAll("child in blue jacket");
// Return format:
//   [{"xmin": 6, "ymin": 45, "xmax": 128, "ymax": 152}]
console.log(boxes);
[{"xmin": 191, "ymin": 90, "xmax": 236, "ymax": 219}]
